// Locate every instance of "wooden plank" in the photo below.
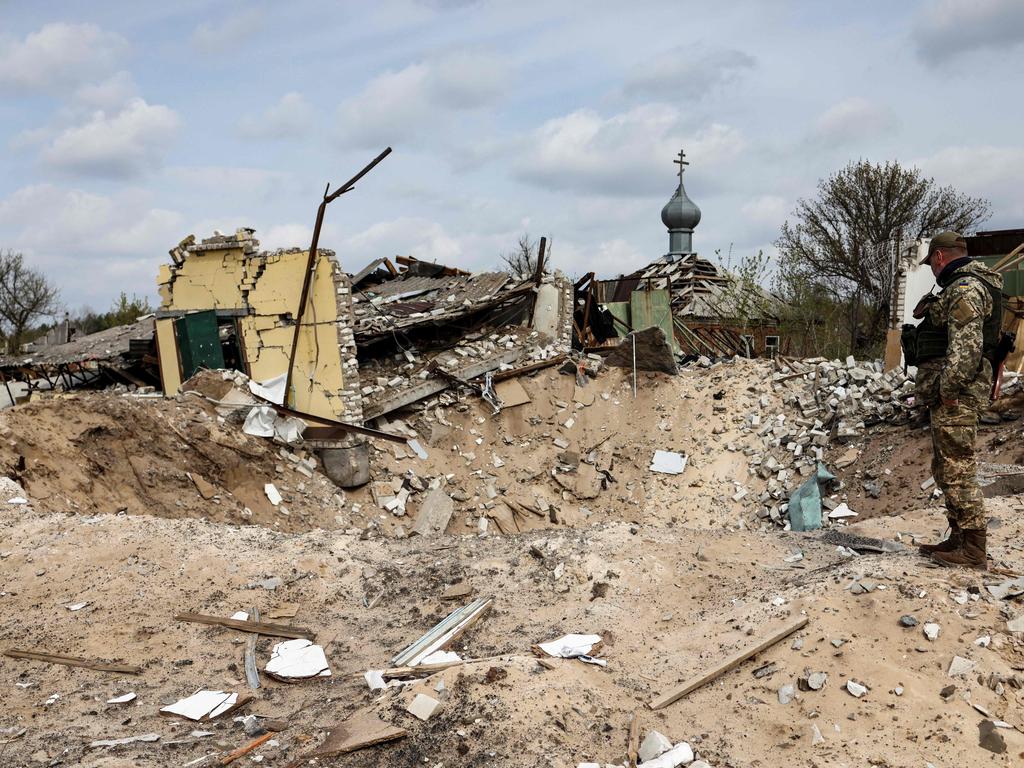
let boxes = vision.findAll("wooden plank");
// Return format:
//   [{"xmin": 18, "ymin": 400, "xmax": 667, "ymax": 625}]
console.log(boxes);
[
  {"xmin": 221, "ymin": 732, "xmax": 273, "ymax": 765},
  {"xmin": 484, "ymin": 353, "xmax": 566, "ymax": 383},
  {"xmin": 175, "ymin": 613, "xmax": 315, "ymax": 640},
  {"xmin": 244, "ymin": 607, "xmax": 261, "ymax": 690},
  {"xmin": 3, "ymin": 649, "xmax": 142, "ymax": 675},
  {"xmin": 494, "ymin": 378, "xmax": 531, "ymax": 408},
  {"xmin": 285, "ymin": 711, "xmax": 406, "ymax": 767},
  {"xmin": 363, "ymin": 349, "xmax": 523, "ymax": 420},
  {"xmin": 627, "ymin": 711, "xmax": 640, "ymax": 768},
  {"xmin": 647, "ymin": 615, "xmax": 808, "ymax": 710}
]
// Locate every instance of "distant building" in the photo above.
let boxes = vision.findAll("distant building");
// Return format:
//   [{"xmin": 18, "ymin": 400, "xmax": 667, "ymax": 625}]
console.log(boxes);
[{"xmin": 578, "ymin": 150, "xmax": 784, "ymax": 358}]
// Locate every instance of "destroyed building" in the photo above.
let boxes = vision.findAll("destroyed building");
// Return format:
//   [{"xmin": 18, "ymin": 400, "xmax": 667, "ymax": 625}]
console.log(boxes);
[
  {"xmin": 575, "ymin": 150, "xmax": 785, "ymax": 358},
  {"xmin": 151, "ymin": 228, "xmax": 573, "ymax": 486}
]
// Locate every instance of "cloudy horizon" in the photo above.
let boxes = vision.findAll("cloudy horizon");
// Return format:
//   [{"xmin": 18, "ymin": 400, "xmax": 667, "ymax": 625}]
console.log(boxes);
[{"xmin": 2, "ymin": 0, "xmax": 1023, "ymax": 313}]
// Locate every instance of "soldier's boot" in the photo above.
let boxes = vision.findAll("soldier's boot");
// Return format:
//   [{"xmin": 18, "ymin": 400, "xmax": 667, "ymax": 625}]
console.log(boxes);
[
  {"xmin": 930, "ymin": 529, "xmax": 987, "ymax": 570},
  {"xmin": 918, "ymin": 519, "xmax": 961, "ymax": 555}
]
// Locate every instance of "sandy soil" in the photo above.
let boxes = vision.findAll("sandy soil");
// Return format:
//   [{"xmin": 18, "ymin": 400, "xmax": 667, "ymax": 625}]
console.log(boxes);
[{"xmin": 1, "ymin": 361, "xmax": 1023, "ymax": 768}]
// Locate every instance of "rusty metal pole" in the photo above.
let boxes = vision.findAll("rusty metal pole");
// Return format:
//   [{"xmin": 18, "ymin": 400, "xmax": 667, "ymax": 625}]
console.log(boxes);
[{"xmin": 284, "ymin": 147, "xmax": 392, "ymax": 407}]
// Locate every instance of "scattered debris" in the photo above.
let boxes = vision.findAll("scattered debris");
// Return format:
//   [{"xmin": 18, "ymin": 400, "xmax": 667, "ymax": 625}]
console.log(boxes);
[
  {"xmin": 3, "ymin": 648, "xmax": 141, "ymax": 675},
  {"xmin": 650, "ymin": 451, "xmax": 687, "ymax": 475},
  {"xmin": 649, "ymin": 614, "xmax": 808, "ymax": 709},
  {"xmin": 846, "ymin": 680, "xmax": 867, "ymax": 698},
  {"xmin": 265, "ymin": 639, "xmax": 331, "ymax": 680},
  {"xmin": 160, "ymin": 690, "xmax": 248, "ymax": 721},
  {"xmin": 947, "ymin": 656, "xmax": 976, "ymax": 677},
  {"xmin": 406, "ymin": 692, "xmax": 443, "ymax": 721},
  {"xmin": 88, "ymin": 732, "xmax": 161, "ymax": 749},
  {"xmin": 391, "ymin": 598, "xmax": 493, "ymax": 668}
]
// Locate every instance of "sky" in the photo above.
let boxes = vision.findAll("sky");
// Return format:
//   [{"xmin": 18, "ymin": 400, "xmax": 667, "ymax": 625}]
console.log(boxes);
[{"xmin": 2, "ymin": 0, "xmax": 1024, "ymax": 313}]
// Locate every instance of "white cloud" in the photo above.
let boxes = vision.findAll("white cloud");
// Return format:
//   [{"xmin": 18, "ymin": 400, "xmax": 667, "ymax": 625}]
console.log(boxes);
[
  {"xmin": 810, "ymin": 97, "xmax": 897, "ymax": 146},
  {"xmin": 239, "ymin": 92, "xmax": 315, "ymax": 140},
  {"xmin": 335, "ymin": 51, "xmax": 508, "ymax": 148},
  {"xmin": 914, "ymin": 0, "xmax": 1024, "ymax": 63},
  {"xmin": 622, "ymin": 46, "xmax": 755, "ymax": 101},
  {"xmin": 73, "ymin": 71, "xmax": 138, "ymax": 111},
  {"xmin": 0, "ymin": 22, "xmax": 127, "ymax": 92},
  {"xmin": 0, "ymin": 184, "xmax": 184, "ymax": 305},
  {"xmin": 42, "ymin": 98, "xmax": 182, "ymax": 178},
  {"xmin": 340, "ymin": 217, "xmax": 463, "ymax": 265},
  {"xmin": 166, "ymin": 166, "xmax": 290, "ymax": 198},
  {"xmin": 740, "ymin": 195, "xmax": 788, "ymax": 227},
  {"xmin": 515, "ymin": 104, "xmax": 745, "ymax": 195},
  {"xmin": 192, "ymin": 8, "xmax": 265, "ymax": 54},
  {"xmin": 915, "ymin": 145, "xmax": 1024, "ymax": 220},
  {"xmin": 261, "ymin": 223, "xmax": 314, "ymax": 251}
]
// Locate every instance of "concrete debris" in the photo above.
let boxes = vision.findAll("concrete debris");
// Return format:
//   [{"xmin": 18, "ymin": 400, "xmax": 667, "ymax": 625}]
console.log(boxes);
[
  {"xmin": 923, "ymin": 623, "xmax": 940, "ymax": 641},
  {"xmin": 637, "ymin": 741, "xmax": 694, "ymax": 767},
  {"xmin": 947, "ymin": 656, "xmax": 976, "ymax": 677},
  {"xmin": 638, "ymin": 730, "xmax": 673, "ymax": 763},
  {"xmin": 406, "ymin": 693, "xmax": 443, "ymax": 721},
  {"xmin": 845, "ymin": 680, "xmax": 867, "ymax": 698}
]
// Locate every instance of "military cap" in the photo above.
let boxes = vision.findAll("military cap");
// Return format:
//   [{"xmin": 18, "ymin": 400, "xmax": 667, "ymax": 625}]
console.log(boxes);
[{"xmin": 921, "ymin": 230, "xmax": 967, "ymax": 264}]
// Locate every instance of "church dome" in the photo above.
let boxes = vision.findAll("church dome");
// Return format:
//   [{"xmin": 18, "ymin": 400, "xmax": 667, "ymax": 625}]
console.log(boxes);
[{"xmin": 661, "ymin": 183, "xmax": 701, "ymax": 231}]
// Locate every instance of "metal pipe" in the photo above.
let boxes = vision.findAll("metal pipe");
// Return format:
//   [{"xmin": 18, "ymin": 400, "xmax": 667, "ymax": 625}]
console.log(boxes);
[{"xmin": 284, "ymin": 148, "xmax": 393, "ymax": 407}]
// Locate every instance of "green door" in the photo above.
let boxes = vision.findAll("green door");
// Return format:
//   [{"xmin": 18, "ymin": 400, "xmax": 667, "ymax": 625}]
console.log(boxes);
[{"xmin": 174, "ymin": 310, "xmax": 225, "ymax": 379}]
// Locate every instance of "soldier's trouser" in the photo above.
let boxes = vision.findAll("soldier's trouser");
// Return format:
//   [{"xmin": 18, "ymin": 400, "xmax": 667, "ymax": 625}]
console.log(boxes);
[{"xmin": 929, "ymin": 402, "xmax": 986, "ymax": 530}]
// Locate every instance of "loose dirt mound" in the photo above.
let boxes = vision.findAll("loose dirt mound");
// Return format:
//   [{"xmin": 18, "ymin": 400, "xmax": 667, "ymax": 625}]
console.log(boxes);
[{"xmin": 0, "ymin": 385, "xmax": 343, "ymax": 533}]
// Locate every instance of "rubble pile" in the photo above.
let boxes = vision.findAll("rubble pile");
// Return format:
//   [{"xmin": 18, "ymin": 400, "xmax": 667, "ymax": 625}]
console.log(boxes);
[{"xmin": 772, "ymin": 356, "xmax": 917, "ymax": 432}]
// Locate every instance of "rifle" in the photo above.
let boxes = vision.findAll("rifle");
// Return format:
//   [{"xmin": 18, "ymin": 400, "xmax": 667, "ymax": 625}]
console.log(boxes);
[{"xmin": 991, "ymin": 331, "xmax": 1017, "ymax": 401}]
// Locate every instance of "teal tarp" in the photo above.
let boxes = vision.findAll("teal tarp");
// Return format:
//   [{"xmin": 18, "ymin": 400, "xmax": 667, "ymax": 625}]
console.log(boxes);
[{"xmin": 788, "ymin": 462, "xmax": 836, "ymax": 532}]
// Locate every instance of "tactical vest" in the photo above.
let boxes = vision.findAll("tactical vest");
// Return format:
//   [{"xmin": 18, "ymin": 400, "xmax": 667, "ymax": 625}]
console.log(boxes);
[{"xmin": 914, "ymin": 275, "xmax": 1003, "ymax": 363}]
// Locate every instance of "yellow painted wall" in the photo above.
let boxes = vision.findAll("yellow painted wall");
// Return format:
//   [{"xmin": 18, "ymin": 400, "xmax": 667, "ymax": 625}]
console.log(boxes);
[{"xmin": 159, "ymin": 245, "xmax": 348, "ymax": 421}]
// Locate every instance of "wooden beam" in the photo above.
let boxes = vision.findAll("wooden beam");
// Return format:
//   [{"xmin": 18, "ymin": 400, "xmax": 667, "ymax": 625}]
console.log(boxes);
[
  {"xmin": 220, "ymin": 732, "xmax": 273, "ymax": 765},
  {"xmin": 4, "ymin": 649, "xmax": 142, "ymax": 675},
  {"xmin": 627, "ymin": 712, "xmax": 640, "ymax": 768},
  {"xmin": 175, "ymin": 613, "xmax": 315, "ymax": 641},
  {"xmin": 647, "ymin": 615, "xmax": 808, "ymax": 710}
]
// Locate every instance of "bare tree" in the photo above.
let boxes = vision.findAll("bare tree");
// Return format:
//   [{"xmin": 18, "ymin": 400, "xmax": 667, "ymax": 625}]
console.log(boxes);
[
  {"xmin": 0, "ymin": 250, "xmax": 60, "ymax": 353},
  {"xmin": 499, "ymin": 233, "xmax": 538, "ymax": 278},
  {"xmin": 775, "ymin": 160, "xmax": 990, "ymax": 355}
]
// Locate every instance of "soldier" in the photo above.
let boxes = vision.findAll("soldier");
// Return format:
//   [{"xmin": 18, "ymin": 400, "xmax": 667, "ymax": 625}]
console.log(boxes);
[{"xmin": 913, "ymin": 231, "xmax": 1003, "ymax": 569}]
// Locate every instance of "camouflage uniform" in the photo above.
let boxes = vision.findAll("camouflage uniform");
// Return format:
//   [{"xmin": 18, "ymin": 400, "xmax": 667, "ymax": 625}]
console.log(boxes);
[{"xmin": 914, "ymin": 260, "xmax": 1000, "ymax": 531}]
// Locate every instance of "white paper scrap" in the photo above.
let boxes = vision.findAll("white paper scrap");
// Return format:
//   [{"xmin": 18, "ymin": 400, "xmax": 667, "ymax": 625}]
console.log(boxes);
[
  {"xmin": 265, "ymin": 639, "xmax": 331, "ymax": 679},
  {"xmin": 537, "ymin": 633, "xmax": 602, "ymax": 659},
  {"xmin": 230, "ymin": 611, "xmax": 250, "ymax": 621},
  {"xmin": 106, "ymin": 692, "xmax": 136, "ymax": 704},
  {"xmin": 159, "ymin": 690, "xmax": 234, "ymax": 721},
  {"xmin": 650, "ymin": 451, "xmax": 687, "ymax": 475},
  {"xmin": 66, "ymin": 602, "xmax": 90, "ymax": 611}
]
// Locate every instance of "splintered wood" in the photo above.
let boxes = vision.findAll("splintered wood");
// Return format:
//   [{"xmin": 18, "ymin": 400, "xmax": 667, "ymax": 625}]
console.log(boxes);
[
  {"xmin": 174, "ymin": 613, "xmax": 315, "ymax": 640},
  {"xmin": 3, "ymin": 649, "xmax": 142, "ymax": 675},
  {"xmin": 284, "ymin": 710, "xmax": 406, "ymax": 767},
  {"xmin": 648, "ymin": 615, "xmax": 808, "ymax": 710}
]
